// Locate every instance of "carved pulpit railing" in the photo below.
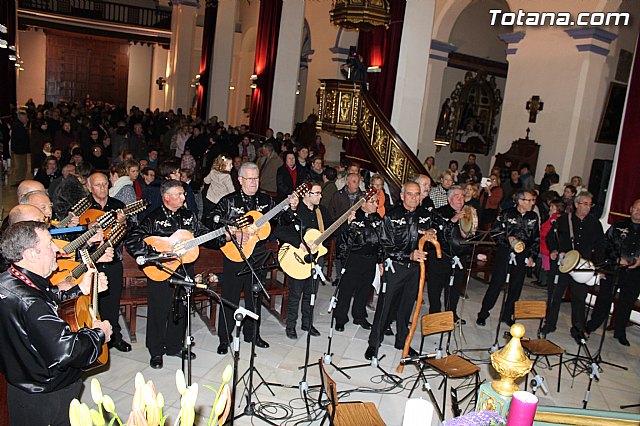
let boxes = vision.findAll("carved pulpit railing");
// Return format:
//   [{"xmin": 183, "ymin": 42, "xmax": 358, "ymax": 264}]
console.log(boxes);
[{"xmin": 316, "ymin": 79, "xmax": 427, "ymax": 194}]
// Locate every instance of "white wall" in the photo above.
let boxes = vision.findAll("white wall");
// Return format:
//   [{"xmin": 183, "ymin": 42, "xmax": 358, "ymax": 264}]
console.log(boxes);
[
  {"xmin": 17, "ymin": 29, "xmax": 47, "ymax": 105},
  {"xmin": 127, "ymin": 43, "xmax": 153, "ymax": 110}
]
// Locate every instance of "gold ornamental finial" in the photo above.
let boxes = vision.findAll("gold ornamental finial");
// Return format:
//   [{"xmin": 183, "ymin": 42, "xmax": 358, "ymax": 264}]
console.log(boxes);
[{"xmin": 490, "ymin": 324, "xmax": 533, "ymax": 396}]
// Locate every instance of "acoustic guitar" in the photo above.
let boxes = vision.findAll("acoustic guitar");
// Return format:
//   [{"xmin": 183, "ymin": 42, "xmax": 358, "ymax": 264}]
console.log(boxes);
[
  {"xmin": 55, "ymin": 199, "xmax": 147, "ymax": 256},
  {"xmin": 142, "ymin": 215, "xmax": 253, "ymax": 281},
  {"xmin": 58, "ymin": 249, "xmax": 109, "ymax": 369},
  {"xmin": 51, "ymin": 224, "xmax": 127, "ymax": 287},
  {"xmin": 279, "ymin": 187, "xmax": 377, "ymax": 280},
  {"xmin": 51, "ymin": 196, "xmax": 91, "ymax": 229},
  {"xmin": 220, "ymin": 183, "xmax": 311, "ymax": 262}
]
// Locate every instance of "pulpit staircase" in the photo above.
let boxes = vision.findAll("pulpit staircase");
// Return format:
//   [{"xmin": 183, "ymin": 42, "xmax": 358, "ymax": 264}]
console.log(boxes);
[{"xmin": 316, "ymin": 79, "xmax": 428, "ymax": 195}]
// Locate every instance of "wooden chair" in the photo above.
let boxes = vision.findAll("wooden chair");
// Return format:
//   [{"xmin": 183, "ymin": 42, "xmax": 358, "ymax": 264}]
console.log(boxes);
[
  {"xmin": 418, "ymin": 311, "xmax": 480, "ymax": 418},
  {"xmin": 317, "ymin": 358, "xmax": 385, "ymax": 426},
  {"xmin": 514, "ymin": 301, "xmax": 564, "ymax": 393}
]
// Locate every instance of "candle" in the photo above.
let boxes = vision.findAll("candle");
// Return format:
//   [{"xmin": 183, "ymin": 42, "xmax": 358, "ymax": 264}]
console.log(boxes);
[{"xmin": 506, "ymin": 391, "xmax": 538, "ymax": 426}]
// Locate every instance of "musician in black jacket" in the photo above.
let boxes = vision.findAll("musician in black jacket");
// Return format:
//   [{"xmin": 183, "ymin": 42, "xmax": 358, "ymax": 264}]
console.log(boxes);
[
  {"xmin": 427, "ymin": 186, "xmax": 470, "ymax": 320},
  {"xmin": 542, "ymin": 191, "xmax": 605, "ymax": 342},
  {"xmin": 207, "ymin": 162, "xmax": 297, "ymax": 355},
  {"xmin": 275, "ymin": 182, "xmax": 331, "ymax": 339},
  {"xmin": 87, "ymin": 172, "xmax": 132, "ymax": 353},
  {"xmin": 334, "ymin": 191, "xmax": 384, "ymax": 332},
  {"xmin": 0, "ymin": 221, "xmax": 112, "ymax": 425},
  {"xmin": 477, "ymin": 190, "xmax": 539, "ymax": 326},
  {"xmin": 365, "ymin": 181, "xmax": 433, "ymax": 360},
  {"xmin": 584, "ymin": 199, "xmax": 640, "ymax": 346},
  {"xmin": 125, "ymin": 179, "xmax": 211, "ymax": 369}
]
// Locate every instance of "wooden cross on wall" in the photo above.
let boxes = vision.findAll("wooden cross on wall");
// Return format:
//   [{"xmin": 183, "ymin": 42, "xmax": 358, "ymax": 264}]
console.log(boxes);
[{"xmin": 526, "ymin": 95, "xmax": 544, "ymax": 123}]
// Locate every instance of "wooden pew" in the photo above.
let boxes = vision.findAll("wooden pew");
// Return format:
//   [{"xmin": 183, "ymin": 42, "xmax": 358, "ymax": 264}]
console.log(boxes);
[{"xmin": 120, "ymin": 243, "xmax": 289, "ymax": 341}]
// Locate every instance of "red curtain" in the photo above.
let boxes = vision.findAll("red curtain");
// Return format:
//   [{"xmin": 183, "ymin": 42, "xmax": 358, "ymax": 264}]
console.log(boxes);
[
  {"xmin": 608, "ymin": 36, "xmax": 640, "ymax": 223},
  {"xmin": 0, "ymin": 0, "xmax": 17, "ymax": 117},
  {"xmin": 249, "ymin": 0, "xmax": 283, "ymax": 136},
  {"xmin": 357, "ymin": 0, "xmax": 406, "ymax": 117},
  {"xmin": 196, "ymin": 1, "xmax": 219, "ymax": 120}
]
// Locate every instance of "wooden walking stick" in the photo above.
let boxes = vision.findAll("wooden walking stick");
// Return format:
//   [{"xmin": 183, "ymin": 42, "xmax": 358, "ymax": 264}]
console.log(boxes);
[{"xmin": 397, "ymin": 229, "xmax": 441, "ymax": 373}]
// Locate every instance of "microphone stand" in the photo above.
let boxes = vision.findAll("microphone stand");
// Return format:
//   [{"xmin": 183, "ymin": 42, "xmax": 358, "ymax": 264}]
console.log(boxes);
[
  {"xmin": 306, "ymin": 236, "xmax": 355, "ymax": 379},
  {"xmin": 224, "ymin": 225, "xmax": 277, "ymax": 426},
  {"xmin": 148, "ymin": 259, "xmax": 196, "ymax": 385}
]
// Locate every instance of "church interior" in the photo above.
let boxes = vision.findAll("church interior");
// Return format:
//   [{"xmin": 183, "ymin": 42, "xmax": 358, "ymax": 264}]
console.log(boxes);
[{"xmin": 1, "ymin": 0, "xmax": 640, "ymax": 424}]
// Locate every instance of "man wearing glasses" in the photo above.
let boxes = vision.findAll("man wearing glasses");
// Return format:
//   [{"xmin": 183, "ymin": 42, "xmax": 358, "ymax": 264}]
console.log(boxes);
[
  {"xmin": 275, "ymin": 183, "xmax": 330, "ymax": 339},
  {"xmin": 208, "ymin": 162, "xmax": 296, "ymax": 354},
  {"xmin": 543, "ymin": 191, "xmax": 605, "ymax": 343},
  {"xmin": 477, "ymin": 190, "xmax": 539, "ymax": 327}
]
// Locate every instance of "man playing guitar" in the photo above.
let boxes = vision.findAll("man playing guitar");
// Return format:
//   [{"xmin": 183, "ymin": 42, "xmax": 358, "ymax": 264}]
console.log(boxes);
[{"xmin": 206, "ymin": 162, "xmax": 298, "ymax": 355}]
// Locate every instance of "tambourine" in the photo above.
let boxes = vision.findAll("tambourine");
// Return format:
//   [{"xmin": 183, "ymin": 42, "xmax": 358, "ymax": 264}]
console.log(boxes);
[
  {"xmin": 510, "ymin": 238, "xmax": 525, "ymax": 254},
  {"xmin": 459, "ymin": 205, "xmax": 478, "ymax": 236}
]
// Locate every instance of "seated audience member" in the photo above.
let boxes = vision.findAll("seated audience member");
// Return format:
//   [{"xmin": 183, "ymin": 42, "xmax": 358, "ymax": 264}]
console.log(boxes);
[
  {"xmin": 108, "ymin": 163, "xmax": 136, "ymax": 206},
  {"xmin": 562, "ymin": 184, "xmax": 577, "ymax": 214},
  {"xmin": 570, "ymin": 175, "xmax": 585, "ymax": 193},
  {"xmin": 88, "ymin": 145, "xmax": 109, "ymax": 171},
  {"xmin": 34, "ymin": 156, "xmax": 61, "ymax": 189},
  {"xmin": 448, "ymin": 160, "xmax": 459, "ymax": 183},
  {"xmin": 463, "ymin": 182, "xmax": 481, "ymax": 210},
  {"xmin": 256, "ymin": 142, "xmax": 283, "ymax": 195},
  {"xmin": 519, "ymin": 163, "xmax": 535, "ymax": 193},
  {"xmin": 429, "ymin": 170, "xmax": 455, "ymax": 209},
  {"xmin": 423, "ymin": 156, "xmax": 437, "ymax": 182},
  {"xmin": 478, "ymin": 174, "xmax": 503, "ymax": 229},
  {"xmin": 308, "ymin": 155, "xmax": 324, "ymax": 184},
  {"xmin": 540, "ymin": 164, "xmax": 559, "ymax": 194}
]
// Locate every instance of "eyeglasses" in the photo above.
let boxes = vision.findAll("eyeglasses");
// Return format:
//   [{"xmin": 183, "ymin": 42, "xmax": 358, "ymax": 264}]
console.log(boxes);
[
  {"xmin": 577, "ymin": 202, "xmax": 593, "ymax": 206},
  {"xmin": 522, "ymin": 198, "xmax": 535, "ymax": 202},
  {"xmin": 241, "ymin": 177, "xmax": 259, "ymax": 182}
]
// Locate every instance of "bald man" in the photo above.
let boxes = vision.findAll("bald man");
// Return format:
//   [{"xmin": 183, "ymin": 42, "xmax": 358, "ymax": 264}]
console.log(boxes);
[
  {"xmin": 16, "ymin": 180, "xmax": 46, "ymax": 202},
  {"xmin": 8, "ymin": 205, "xmax": 45, "ymax": 226},
  {"xmin": 19, "ymin": 190, "xmax": 53, "ymax": 220}
]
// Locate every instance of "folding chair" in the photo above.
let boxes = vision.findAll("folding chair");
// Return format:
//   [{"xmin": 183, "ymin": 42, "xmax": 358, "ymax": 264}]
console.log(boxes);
[
  {"xmin": 514, "ymin": 300, "xmax": 564, "ymax": 393},
  {"xmin": 417, "ymin": 311, "xmax": 480, "ymax": 418},
  {"xmin": 317, "ymin": 358, "xmax": 386, "ymax": 426}
]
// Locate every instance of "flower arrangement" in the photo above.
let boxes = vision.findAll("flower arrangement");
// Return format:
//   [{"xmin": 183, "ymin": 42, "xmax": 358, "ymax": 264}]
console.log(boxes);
[
  {"xmin": 443, "ymin": 410, "xmax": 506, "ymax": 426},
  {"xmin": 69, "ymin": 365, "xmax": 233, "ymax": 426}
]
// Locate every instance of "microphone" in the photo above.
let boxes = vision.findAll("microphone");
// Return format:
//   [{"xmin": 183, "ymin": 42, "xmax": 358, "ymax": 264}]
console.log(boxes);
[
  {"xmin": 136, "ymin": 253, "xmax": 179, "ymax": 265},
  {"xmin": 168, "ymin": 277, "xmax": 208, "ymax": 289},
  {"xmin": 400, "ymin": 352, "xmax": 437, "ymax": 364},
  {"xmin": 213, "ymin": 215, "xmax": 237, "ymax": 226}
]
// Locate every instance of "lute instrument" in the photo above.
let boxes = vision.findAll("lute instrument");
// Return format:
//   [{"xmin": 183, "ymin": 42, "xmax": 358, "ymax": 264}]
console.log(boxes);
[
  {"xmin": 142, "ymin": 215, "xmax": 253, "ymax": 281},
  {"xmin": 53, "ymin": 196, "xmax": 91, "ymax": 229},
  {"xmin": 54, "ymin": 199, "xmax": 147, "ymax": 256},
  {"xmin": 51, "ymin": 223, "xmax": 127, "ymax": 287},
  {"xmin": 58, "ymin": 249, "xmax": 109, "ymax": 369},
  {"xmin": 220, "ymin": 183, "xmax": 311, "ymax": 262},
  {"xmin": 396, "ymin": 229, "xmax": 441, "ymax": 373},
  {"xmin": 278, "ymin": 187, "xmax": 377, "ymax": 280}
]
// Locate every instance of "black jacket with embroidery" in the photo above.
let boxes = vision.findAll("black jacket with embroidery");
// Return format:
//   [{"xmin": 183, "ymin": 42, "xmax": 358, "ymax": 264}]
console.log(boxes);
[
  {"xmin": 0, "ymin": 266, "xmax": 105, "ymax": 393},
  {"xmin": 337, "ymin": 209, "xmax": 385, "ymax": 263},
  {"xmin": 380, "ymin": 204, "xmax": 433, "ymax": 263},
  {"xmin": 125, "ymin": 204, "xmax": 211, "ymax": 261},
  {"xmin": 430, "ymin": 204, "xmax": 469, "ymax": 260},
  {"xmin": 605, "ymin": 219, "xmax": 640, "ymax": 264},
  {"xmin": 205, "ymin": 190, "xmax": 277, "ymax": 250},
  {"xmin": 546, "ymin": 212, "xmax": 604, "ymax": 263},
  {"xmin": 492, "ymin": 207, "xmax": 540, "ymax": 258}
]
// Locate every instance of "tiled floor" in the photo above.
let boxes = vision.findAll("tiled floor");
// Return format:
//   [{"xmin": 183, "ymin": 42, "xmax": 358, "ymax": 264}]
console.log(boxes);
[{"xmin": 2, "ymin": 180, "xmax": 639, "ymax": 425}]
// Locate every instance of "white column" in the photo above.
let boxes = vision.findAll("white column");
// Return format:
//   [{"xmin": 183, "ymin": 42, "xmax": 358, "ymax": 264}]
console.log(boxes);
[
  {"xmin": 166, "ymin": 2, "xmax": 198, "ymax": 111},
  {"xmin": 207, "ymin": 0, "xmax": 237, "ymax": 122},
  {"xmin": 150, "ymin": 44, "xmax": 168, "ymax": 111},
  {"xmin": 269, "ymin": 0, "xmax": 305, "ymax": 134},
  {"xmin": 390, "ymin": 0, "xmax": 436, "ymax": 152}
]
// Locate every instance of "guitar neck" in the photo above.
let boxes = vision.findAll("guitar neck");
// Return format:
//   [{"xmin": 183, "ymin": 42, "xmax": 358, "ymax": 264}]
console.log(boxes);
[
  {"xmin": 63, "ymin": 227, "xmax": 98, "ymax": 254},
  {"xmin": 254, "ymin": 198, "xmax": 288, "ymax": 228},
  {"xmin": 184, "ymin": 227, "xmax": 227, "ymax": 250},
  {"xmin": 313, "ymin": 198, "xmax": 367, "ymax": 247},
  {"xmin": 91, "ymin": 274, "xmax": 98, "ymax": 321},
  {"xmin": 57, "ymin": 198, "xmax": 90, "ymax": 228},
  {"xmin": 56, "ymin": 214, "xmax": 72, "ymax": 229}
]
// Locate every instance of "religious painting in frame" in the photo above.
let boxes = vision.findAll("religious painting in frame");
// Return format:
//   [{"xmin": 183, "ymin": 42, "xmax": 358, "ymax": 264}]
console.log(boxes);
[{"xmin": 595, "ymin": 82, "xmax": 627, "ymax": 145}]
